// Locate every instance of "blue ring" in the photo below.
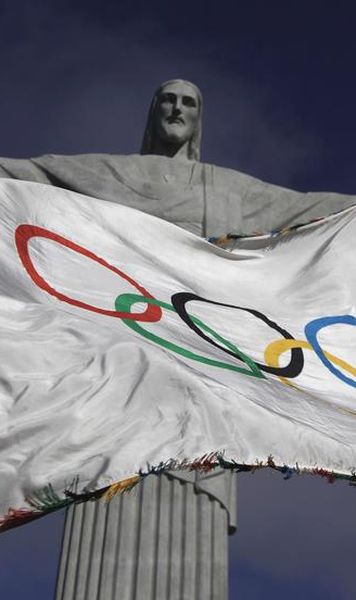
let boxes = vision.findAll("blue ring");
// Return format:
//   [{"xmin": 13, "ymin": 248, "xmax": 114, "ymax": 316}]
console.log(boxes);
[{"xmin": 305, "ymin": 315, "xmax": 356, "ymax": 388}]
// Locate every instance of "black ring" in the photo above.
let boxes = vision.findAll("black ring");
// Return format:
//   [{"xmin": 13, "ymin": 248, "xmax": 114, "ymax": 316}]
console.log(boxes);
[{"xmin": 171, "ymin": 292, "xmax": 304, "ymax": 378}]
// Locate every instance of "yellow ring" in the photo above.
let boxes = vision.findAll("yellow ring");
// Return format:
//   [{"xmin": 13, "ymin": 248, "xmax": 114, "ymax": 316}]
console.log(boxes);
[{"xmin": 264, "ymin": 339, "xmax": 356, "ymax": 388}]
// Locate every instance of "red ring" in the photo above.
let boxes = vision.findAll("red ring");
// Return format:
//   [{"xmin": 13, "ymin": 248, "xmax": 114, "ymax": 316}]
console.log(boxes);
[{"xmin": 15, "ymin": 225, "xmax": 162, "ymax": 322}]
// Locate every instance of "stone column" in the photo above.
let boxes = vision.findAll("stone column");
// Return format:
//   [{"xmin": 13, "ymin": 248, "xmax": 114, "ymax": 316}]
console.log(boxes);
[{"xmin": 55, "ymin": 471, "xmax": 236, "ymax": 600}]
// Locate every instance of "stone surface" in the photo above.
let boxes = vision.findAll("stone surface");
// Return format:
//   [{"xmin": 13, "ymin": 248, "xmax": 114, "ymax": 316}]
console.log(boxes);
[{"xmin": 55, "ymin": 473, "xmax": 231, "ymax": 600}]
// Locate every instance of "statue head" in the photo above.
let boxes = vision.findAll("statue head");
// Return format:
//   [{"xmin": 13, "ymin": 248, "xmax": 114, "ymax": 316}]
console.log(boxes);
[{"xmin": 140, "ymin": 79, "xmax": 202, "ymax": 161}]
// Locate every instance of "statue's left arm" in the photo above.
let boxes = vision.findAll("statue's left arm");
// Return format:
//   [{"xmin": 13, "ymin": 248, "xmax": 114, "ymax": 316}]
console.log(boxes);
[{"xmin": 212, "ymin": 164, "xmax": 356, "ymax": 236}]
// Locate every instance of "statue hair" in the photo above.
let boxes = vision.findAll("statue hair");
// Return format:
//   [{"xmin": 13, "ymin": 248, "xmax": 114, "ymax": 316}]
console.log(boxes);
[{"xmin": 140, "ymin": 79, "xmax": 203, "ymax": 161}]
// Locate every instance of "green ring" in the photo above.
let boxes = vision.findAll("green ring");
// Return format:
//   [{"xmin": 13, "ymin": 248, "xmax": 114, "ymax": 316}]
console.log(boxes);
[{"xmin": 115, "ymin": 293, "xmax": 264, "ymax": 379}]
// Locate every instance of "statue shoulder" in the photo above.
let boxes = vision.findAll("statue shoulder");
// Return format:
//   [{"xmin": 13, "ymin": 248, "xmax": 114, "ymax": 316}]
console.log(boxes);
[{"xmin": 32, "ymin": 152, "xmax": 179, "ymax": 181}]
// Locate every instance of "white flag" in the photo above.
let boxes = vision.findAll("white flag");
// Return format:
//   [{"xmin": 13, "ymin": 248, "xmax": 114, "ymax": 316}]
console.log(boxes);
[{"xmin": 0, "ymin": 179, "xmax": 355, "ymax": 529}]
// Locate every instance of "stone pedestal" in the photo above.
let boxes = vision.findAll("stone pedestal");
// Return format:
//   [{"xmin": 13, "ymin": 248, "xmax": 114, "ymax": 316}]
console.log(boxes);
[{"xmin": 55, "ymin": 471, "xmax": 236, "ymax": 600}]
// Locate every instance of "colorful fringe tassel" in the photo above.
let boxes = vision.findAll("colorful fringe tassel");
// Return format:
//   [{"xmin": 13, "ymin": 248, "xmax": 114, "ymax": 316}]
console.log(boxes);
[{"xmin": 0, "ymin": 452, "xmax": 355, "ymax": 532}]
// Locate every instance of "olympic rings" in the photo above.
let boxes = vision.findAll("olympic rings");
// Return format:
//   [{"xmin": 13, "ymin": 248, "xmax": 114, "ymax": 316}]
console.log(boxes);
[
  {"xmin": 15, "ymin": 224, "xmax": 356, "ymax": 389},
  {"xmin": 15, "ymin": 225, "xmax": 161, "ymax": 322},
  {"xmin": 264, "ymin": 338, "xmax": 356, "ymax": 389},
  {"xmin": 115, "ymin": 293, "xmax": 264, "ymax": 378},
  {"xmin": 171, "ymin": 293, "xmax": 304, "ymax": 378}
]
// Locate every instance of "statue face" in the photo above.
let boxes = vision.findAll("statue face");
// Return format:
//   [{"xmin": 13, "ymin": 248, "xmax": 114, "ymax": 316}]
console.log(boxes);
[{"xmin": 154, "ymin": 82, "xmax": 199, "ymax": 148}]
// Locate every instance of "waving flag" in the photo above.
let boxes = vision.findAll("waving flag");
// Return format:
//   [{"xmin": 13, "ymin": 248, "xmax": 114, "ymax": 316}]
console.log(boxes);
[{"xmin": 0, "ymin": 179, "xmax": 355, "ymax": 529}]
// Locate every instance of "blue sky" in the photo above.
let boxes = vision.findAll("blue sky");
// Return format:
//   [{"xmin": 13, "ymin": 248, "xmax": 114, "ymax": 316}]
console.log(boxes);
[{"xmin": 0, "ymin": 1, "xmax": 355, "ymax": 598}]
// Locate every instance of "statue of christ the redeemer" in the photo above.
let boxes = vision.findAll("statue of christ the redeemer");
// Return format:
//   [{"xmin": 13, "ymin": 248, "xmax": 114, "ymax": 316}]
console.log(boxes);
[{"xmin": 0, "ymin": 79, "xmax": 355, "ymax": 599}]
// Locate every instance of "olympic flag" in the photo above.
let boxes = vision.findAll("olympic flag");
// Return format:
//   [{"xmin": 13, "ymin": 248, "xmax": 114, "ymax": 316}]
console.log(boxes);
[{"xmin": 0, "ymin": 179, "xmax": 355, "ymax": 529}]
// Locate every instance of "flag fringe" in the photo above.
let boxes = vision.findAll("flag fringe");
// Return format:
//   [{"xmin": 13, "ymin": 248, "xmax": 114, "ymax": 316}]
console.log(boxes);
[
  {"xmin": 101, "ymin": 475, "xmax": 140, "ymax": 501},
  {"xmin": 1, "ymin": 452, "xmax": 355, "ymax": 531}
]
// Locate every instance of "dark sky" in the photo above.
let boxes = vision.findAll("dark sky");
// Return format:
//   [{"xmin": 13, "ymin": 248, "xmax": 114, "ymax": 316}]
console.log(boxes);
[{"xmin": 0, "ymin": 1, "xmax": 355, "ymax": 598}]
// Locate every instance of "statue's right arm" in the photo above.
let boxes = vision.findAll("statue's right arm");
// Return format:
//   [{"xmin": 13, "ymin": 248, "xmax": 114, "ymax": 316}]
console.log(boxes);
[{"xmin": 0, "ymin": 157, "xmax": 53, "ymax": 184}]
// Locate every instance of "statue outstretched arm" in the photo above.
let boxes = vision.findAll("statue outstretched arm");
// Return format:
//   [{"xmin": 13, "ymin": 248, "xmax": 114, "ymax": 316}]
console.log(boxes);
[{"xmin": 0, "ymin": 157, "xmax": 53, "ymax": 183}]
